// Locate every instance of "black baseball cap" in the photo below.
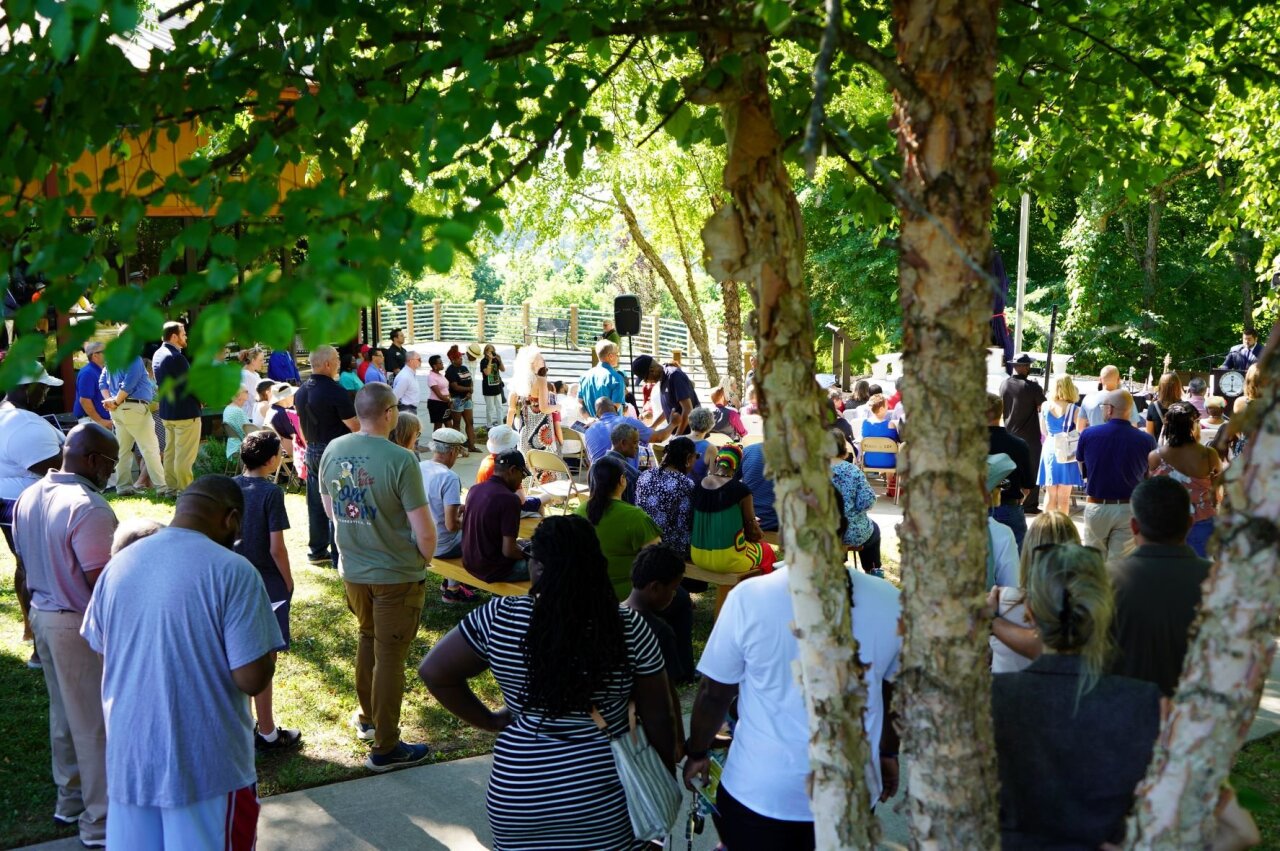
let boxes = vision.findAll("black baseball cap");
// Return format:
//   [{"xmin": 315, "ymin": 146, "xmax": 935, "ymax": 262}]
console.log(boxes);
[{"xmin": 494, "ymin": 450, "xmax": 531, "ymax": 475}]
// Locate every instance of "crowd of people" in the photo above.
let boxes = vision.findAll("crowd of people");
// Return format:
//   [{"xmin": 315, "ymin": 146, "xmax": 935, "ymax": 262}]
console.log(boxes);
[{"xmin": 0, "ymin": 319, "xmax": 1268, "ymax": 850}]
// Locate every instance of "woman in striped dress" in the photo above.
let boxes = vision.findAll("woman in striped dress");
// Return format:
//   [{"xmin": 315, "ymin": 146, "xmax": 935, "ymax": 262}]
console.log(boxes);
[{"xmin": 419, "ymin": 515, "xmax": 677, "ymax": 850}]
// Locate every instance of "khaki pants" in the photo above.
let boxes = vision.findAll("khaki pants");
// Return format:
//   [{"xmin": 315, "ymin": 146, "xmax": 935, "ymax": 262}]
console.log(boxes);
[
  {"xmin": 31, "ymin": 608, "xmax": 107, "ymax": 844},
  {"xmin": 343, "ymin": 579, "xmax": 426, "ymax": 754},
  {"xmin": 162, "ymin": 417, "xmax": 201, "ymax": 493},
  {"xmin": 113, "ymin": 402, "xmax": 166, "ymax": 491},
  {"xmin": 1083, "ymin": 502, "xmax": 1135, "ymax": 559}
]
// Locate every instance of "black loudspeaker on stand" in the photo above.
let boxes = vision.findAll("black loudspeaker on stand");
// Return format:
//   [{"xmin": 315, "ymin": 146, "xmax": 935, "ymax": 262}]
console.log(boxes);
[
  {"xmin": 614, "ymin": 294, "xmax": 643, "ymax": 408},
  {"xmin": 613, "ymin": 294, "xmax": 642, "ymax": 336}
]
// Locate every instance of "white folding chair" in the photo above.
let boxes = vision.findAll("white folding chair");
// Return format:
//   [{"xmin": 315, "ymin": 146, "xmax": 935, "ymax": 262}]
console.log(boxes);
[{"xmin": 526, "ymin": 449, "xmax": 588, "ymax": 513}]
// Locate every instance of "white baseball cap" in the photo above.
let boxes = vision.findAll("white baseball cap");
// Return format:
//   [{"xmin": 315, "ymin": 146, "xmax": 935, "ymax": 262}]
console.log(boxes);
[{"xmin": 19, "ymin": 363, "xmax": 63, "ymax": 386}]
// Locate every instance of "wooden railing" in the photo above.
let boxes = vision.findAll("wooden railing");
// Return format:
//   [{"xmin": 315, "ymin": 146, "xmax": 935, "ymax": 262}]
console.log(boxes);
[{"xmin": 373, "ymin": 300, "xmax": 705, "ymax": 355}]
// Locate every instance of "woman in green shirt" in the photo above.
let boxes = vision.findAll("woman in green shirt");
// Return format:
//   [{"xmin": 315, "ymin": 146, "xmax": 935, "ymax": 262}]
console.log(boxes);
[
  {"xmin": 576, "ymin": 456, "xmax": 661, "ymax": 600},
  {"xmin": 338, "ymin": 352, "xmax": 365, "ymax": 395}
]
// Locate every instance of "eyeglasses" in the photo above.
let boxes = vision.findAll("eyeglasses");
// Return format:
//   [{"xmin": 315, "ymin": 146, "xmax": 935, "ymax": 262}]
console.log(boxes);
[
  {"xmin": 385, "ymin": 405, "xmax": 398, "ymax": 416},
  {"xmin": 90, "ymin": 451, "xmax": 119, "ymax": 466}
]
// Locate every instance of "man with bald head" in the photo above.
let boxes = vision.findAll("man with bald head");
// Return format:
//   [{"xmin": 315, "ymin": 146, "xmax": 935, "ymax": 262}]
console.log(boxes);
[
  {"xmin": 320, "ymin": 383, "xmax": 436, "ymax": 771},
  {"xmin": 81, "ymin": 475, "xmax": 283, "ymax": 848},
  {"xmin": 1077, "ymin": 365, "xmax": 1142, "ymax": 430},
  {"xmin": 13, "ymin": 424, "xmax": 118, "ymax": 845},
  {"xmin": 1076, "ymin": 390, "xmax": 1156, "ymax": 557},
  {"xmin": 294, "ymin": 344, "xmax": 358, "ymax": 567}
]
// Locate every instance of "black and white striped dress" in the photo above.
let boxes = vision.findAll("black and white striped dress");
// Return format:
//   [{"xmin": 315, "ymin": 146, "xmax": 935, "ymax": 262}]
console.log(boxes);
[{"xmin": 460, "ymin": 596, "xmax": 664, "ymax": 850}]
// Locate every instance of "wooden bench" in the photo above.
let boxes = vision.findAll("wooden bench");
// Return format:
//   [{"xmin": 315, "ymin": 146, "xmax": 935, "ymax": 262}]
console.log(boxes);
[{"xmin": 429, "ymin": 558, "xmax": 531, "ymax": 597}]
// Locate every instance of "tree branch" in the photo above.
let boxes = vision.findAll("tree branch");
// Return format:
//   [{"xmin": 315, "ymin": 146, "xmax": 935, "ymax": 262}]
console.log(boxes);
[
  {"xmin": 156, "ymin": 0, "xmax": 205, "ymax": 23},
  {"xmin": 799, "ymin": 0, "xmax": 842, "ymax": 176},
  {"xmin": 485, "ymin": 37, "xmax": 640, "ymax": 199}
]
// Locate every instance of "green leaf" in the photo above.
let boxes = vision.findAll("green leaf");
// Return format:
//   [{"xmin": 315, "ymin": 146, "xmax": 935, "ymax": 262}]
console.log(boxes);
[
  {"xmin": 665, "ymin": 103, "xmax": 693, "ymax": 142},
  {"xmin": 426, "ymin": 241, "xmax": 454, "ymax": 273},
  {"xmin": 255, "ymin": 308, "xmax": 296, "ymax": 348}
]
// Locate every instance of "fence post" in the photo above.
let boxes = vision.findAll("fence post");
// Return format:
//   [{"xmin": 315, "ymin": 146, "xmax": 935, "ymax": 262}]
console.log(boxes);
[
  {"xmin": 433, "ymin": 299, "xmax": 442, "ymax": 341},
  {"xmin": 569, "ymin": 305, "xmax": 579, "ymax": 349},
  {"xmin": 373, "ymin": 303, "xmax": 381, "ymax": 344},
  {"xmin": 405, "ymin": 300, "xmax": 415, "ymax": 342},
  {"xmin": 476, "ymin": 300, "xmax": 486, "ymax": 341},
  {"xmin": 521, "ymin": 301, "xmax": 531, "ymax": 345},
  {"xmin": 650, "ymin": 315, "xmax": 660, "ymax": 356}
]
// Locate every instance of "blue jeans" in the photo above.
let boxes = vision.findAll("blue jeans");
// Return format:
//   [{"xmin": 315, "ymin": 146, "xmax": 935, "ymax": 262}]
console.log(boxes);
[
  {"xmin": 856, "ymin": 520, "xmax": 883, "ymax": 574},
  {"xmin": 990, "ymin": 503, "xmax": 1028, "ymax": 553},
  {"xmin": 306, "ymin": 447, "xmax": 337, "ymax": 566},
  {"xmin": 492, "ymin": 559, "xmax": 530, "ymax": 582}
]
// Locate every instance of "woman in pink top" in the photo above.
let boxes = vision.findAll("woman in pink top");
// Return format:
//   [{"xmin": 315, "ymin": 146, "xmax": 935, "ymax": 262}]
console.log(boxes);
[
  {"xmin": 1148, "ymin": 402, "xmax": 1221, "ymax": 558},
  {"xmin": 426, "ymin": 354, "xmax": 452, "ymax": 429}
]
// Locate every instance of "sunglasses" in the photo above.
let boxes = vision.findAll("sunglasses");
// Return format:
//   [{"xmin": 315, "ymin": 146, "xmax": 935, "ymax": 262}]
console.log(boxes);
[
  {"xmin": 90, "ymin": 451, "xmax": 119, "ymax": 466},
  {"xmin": 1032, "ymin": 542, "xmax": 1103, "ymax": 559}
]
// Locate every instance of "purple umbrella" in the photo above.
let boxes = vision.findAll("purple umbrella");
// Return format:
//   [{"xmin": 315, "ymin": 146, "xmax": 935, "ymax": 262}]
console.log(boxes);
[{"xmin": 990, "ymin": 251, "xmax": 1014, "ymax": 375}]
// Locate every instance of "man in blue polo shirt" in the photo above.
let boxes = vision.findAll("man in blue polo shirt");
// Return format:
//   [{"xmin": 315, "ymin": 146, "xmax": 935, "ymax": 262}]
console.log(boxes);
[
  {"xmin": 73, "ymin": 342, "xmax": 111, "ymax": 431},
  {"xmin": 1076, "ymin": 390, "xmax": 1155, "ymax": 558},
  {"xmin": 578, "ymin": 339, "xmax": 627, "ymax": 418},
  {"xmin": 99, "ymin": 350, "xmax": 166, "ymax": 496},
  {"xmin": 584, "ymin": 397, "xmax": 673, "ymax": 465}
]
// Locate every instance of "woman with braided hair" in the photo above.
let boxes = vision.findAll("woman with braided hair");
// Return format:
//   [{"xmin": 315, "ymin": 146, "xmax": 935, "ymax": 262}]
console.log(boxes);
[
  {"xmin": 418, "ymin": 515, "xmax": 677, "ymax": 850},
  {"xmin": 990, "ymin": 544, "xmax": 1160, "ymax": 849},
  {"xmin": 1148, "ymin": 401, "xmax": 1221, "ymax": 557},
  {"xmin": 690, "ymin": 443, "xmax": 778, "ymax": 574}
]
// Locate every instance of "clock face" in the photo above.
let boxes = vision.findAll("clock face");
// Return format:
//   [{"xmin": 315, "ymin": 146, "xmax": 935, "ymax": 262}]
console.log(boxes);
[{"xmin": 1220, "ymin": 370, "xmax": 1245, "ymax": 397}]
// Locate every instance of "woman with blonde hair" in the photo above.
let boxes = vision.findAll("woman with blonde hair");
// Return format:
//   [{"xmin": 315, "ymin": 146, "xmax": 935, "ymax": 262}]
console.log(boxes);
[
  {"xmin": 1036, "ymin": 375, "xmax": 1083, "ymax": 513},
  {"xmin": 506, "ymin": 344, "xmax": 558, "ymax": 454},
  {"xmin": 991, "ymin": 544, "xmax": 1161, "ymax": 848},
  {"xmin": 987, "ymin": 511, "xmax": 1080, "ymax": 672}
]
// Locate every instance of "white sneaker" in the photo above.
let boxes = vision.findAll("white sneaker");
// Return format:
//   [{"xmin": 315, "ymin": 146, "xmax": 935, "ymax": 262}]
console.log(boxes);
[{"xmin": 351, "ymin": 709, "xmax": 375, "ymax": 742}]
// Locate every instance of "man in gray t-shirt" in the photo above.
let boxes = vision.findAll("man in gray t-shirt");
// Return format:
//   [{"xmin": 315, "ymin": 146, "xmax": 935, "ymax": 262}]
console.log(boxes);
[
  {"xmin": 320, "ymin": 383, "xmax": 437, "ymax": 771},
  {"xmin": 81, "ymin": 476, "xmax": 282, "ymax": 849}
]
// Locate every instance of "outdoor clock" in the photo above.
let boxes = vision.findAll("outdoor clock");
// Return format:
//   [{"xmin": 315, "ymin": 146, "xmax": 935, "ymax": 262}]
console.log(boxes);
[{"xmin": 1219, "ymin": 370, "xmax": 1245, "ymax": 398}]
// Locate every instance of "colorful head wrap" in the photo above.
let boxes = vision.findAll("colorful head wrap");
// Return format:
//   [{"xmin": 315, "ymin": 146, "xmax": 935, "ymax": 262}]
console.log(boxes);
[{"xmin": 715, "ymin": 443, "xmax": 743, "ymax": 475}]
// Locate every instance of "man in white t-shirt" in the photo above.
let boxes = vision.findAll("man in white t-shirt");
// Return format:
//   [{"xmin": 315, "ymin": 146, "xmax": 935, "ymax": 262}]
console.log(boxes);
[
  {"xmin": 0, "ymin": 363, "xmax": 66, "ymax": 667},
  {"xmin": 684, "ymin": 497, "xmax": 903, "ymax": 849},
  {"xmin": 81, "ymin": 476, "xmax": 283, "ymax": 849},
  {"xmin": 1077, "ymin": 365, "xmax": 1142, "ymax": 429}
]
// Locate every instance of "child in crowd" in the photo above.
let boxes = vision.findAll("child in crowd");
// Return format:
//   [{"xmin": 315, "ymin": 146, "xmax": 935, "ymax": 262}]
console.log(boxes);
[
  {"xmin": 624, "ymin": 545, "xmax": 688, "ymax": 748},
  {"xmin": 252, "ymin": 378, "xmax": 275, "ymax": 425},
  {"xmin": 233, "ymin": 430, "xmax": 302, "ymax": 752}
]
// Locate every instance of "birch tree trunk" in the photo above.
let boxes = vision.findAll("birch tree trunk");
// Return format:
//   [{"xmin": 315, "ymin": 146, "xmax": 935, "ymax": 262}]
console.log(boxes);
[
  {"xmin": 891, "ymin": 1, "xmax": 1002, "ymax": 846},
  {"xmin": 613, "ymin": 187, "xmax": 721, "ymax": 383},
  {"xmin": 720, "ymin": 277, "xmax": 745, "ymax": 400},
  {"xmin": 696, "ymin": 23, "xmax": 876, "ymax": 850},
  {"xmin": 1124, "ymin": 325, "xmax": 1279, "ymax": 847}
]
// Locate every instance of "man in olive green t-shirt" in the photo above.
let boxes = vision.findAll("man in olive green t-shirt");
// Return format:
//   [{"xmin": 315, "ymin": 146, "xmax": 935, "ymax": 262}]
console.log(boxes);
[{"xmin": 320, "ymin": 383, "xmax": 437, "ymax": 771}]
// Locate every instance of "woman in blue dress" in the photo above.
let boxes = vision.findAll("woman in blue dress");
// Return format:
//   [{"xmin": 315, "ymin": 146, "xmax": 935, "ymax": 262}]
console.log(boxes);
[
  {"xmin": 860, "ymin": 393, "xmax": 901, "ymax": 497},
  {"xmin": 1037, "ymin": 376, "xmax": 1084, "ymax": 513}
]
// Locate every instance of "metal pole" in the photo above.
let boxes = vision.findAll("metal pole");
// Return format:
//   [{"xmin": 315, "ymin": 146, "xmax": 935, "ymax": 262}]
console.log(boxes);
[
  {"xmin": 1043, "ymin": 304, "xmax": 1058, "ymax": 393},
  {"xmin": 1013, "ymin": 192, "xmax": 1030, "ymax": 354}
]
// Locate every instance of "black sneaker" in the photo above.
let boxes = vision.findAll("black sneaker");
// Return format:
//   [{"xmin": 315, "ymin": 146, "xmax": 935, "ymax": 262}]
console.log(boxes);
[
  {"xmin": 306, "ymin": 555, "xmax": 332, "ymax": 566},
  {"xmin": 255, "ymin": 727, "xmax": 303, "ymax": 752},
  {"xmin": 441, "ymin": 581, "xmax": 477, "ymax": 604},
  {"xmin": 365, "ymin": 742, "xmax": 431, "ymax": 773}
]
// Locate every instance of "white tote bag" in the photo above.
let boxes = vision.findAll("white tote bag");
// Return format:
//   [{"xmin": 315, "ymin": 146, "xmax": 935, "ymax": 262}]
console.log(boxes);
[
  {"xmin": 1052, "ymin": 403, "xmax": 1079, "ymax": 464},
  {"xmin": 591, "ymin": 702, "xmax": 682, "ymax": 840}
]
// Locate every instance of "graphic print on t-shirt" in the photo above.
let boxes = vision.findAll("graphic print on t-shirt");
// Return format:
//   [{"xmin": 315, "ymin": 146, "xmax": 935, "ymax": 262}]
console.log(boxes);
[{"xmin": 329, "ymin": 456, "xmax": 378, "ymax": 523}]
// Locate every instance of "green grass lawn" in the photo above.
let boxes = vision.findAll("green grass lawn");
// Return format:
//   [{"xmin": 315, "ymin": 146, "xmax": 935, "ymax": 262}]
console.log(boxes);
[
  {"xmin": 0, "ymin": 489, "xmax": 722, "ymax": 848},
  {"xmin": 1235, "ymin": 732, "xmax": 1280, "ymax": 850}
]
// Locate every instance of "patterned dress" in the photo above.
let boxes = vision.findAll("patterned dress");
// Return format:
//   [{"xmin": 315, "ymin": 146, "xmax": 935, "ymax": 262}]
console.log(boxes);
[
  {"xmin": 636, "ymin": 467, "xmax": 695, "ymax": 558},
  {"xmin": 690, "ymin": 479, "xmax": 774, "ymax": 573},
  {"xmin": 459, "ymin": 598, "xmax": 665, "ymax": 850}
]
